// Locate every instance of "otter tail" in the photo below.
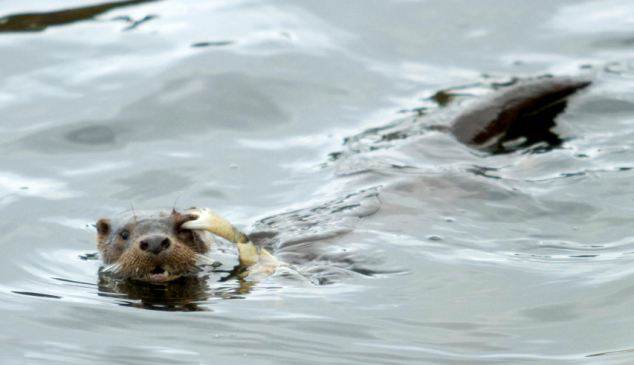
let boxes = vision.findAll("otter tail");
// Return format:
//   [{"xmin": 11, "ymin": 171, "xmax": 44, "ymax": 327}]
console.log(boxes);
[{"xmin": 450, "ymin": 76, "xmax": 591, "ymax": 153}]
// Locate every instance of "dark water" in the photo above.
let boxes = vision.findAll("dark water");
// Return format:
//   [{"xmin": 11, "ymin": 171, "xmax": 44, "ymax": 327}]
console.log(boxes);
[{"xmin": 2, "ymin": 0, "xmax": 634, "ymax": 364}]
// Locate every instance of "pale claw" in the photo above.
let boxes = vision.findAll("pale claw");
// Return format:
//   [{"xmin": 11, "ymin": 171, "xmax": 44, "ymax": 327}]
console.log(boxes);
[
  {"xmin": 180, "ymin": 208, "xmax": 247, "ymax": 244},
  {"xmin": 182, "ymin": 208, "xmax": 281, "ymax": 273},
  {"xmin": 181, "ymin": 208, "xmax": 212, "ymax": 231}
]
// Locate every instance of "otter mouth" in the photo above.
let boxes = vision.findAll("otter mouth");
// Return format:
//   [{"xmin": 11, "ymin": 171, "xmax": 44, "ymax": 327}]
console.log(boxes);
[{"xmin": 145, "ymin": 265, "xmax": 182, "ymax": 283}]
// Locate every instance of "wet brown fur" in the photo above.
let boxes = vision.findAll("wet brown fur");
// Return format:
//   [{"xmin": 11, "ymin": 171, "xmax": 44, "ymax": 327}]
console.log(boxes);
[{"xmin": 96, "ymin": 210, "xmax": 208, "ymax": 282}]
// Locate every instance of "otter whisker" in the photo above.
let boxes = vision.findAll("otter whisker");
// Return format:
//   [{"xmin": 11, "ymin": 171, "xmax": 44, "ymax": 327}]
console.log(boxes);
[
  {"xmin": 130, "ymin": 203, "xmax": 138, "ymax": 225},
  {"xmin": 172, "ymin": 194, "xmax": 182, "ymax": 214},
  {"xmin": 194, "ymin": 254, "xmax": 217, "ymax": 266},
  {"xmin": 102, "ymin": 262, "xmax": 122, "ymax": 274}
]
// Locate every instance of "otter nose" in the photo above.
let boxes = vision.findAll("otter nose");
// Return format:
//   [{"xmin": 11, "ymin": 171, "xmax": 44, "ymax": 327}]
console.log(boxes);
[{"xmin": 138, "ymin": 235, "xmax": 171, "ymax": 255}]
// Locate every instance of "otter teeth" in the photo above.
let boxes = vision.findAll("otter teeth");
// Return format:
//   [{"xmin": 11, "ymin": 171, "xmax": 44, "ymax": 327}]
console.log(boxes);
[{"xmin": 148, "ymin": 265, "xmax": 166, "ymax": 276}]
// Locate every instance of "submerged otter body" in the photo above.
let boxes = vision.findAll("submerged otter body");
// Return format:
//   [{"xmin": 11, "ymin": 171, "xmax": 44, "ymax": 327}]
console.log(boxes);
[{"xmin": 94, "ymin": 75, "xmax": 590, "ymax": 285}]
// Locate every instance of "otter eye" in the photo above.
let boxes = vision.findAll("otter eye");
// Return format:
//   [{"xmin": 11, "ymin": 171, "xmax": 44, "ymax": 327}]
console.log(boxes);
[{"xmin": 119, "ymin": 230, "xmax": 130, "ymax": 240}]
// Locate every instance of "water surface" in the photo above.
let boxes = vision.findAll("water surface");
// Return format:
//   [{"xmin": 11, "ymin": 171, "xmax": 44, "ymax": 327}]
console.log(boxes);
[{"xmin": 2, "ymin": 0, "xmax": 634, "ymax": 364}]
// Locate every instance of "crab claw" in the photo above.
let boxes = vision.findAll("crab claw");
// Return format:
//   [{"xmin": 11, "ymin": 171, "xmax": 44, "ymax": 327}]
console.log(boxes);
[
  {"xmin": 180, "ymin": 208, "xmax": 211, "ymax": 231},
  {"xmin": 180, "ymin": 208, "xmax": 248, "ymax": 244},
  {"xmin": 181, "ymin": 208, "xmax": 280, "ymax": 271}
]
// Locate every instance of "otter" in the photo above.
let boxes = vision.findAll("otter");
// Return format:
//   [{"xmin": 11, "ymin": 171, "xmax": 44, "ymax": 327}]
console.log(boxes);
[
  {"xmin": 95, "ymin": 75, "xmax": 590, "ymax": 284},
  {"xmin": 96, "ymin": 208, "xmax": 279, "ymax": 283}
]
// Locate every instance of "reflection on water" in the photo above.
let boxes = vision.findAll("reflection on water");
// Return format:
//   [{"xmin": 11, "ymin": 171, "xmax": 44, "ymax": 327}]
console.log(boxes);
[
  {"xmin": 0, "ymin": 0, "xmax": 157, "ymax": 33},
  {"xmin": 190, "ymin": 41, "xmax": 234, "ymax": 48},
  {"xmin": 12, "ymin": 290, "xmax": 62, "ymax": 299},
  {"xmin": 97, "ymin": 275, "xmax": 245, "ymax": 312}
]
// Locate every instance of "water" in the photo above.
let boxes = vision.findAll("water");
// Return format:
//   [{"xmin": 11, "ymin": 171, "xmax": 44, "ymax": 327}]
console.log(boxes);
[{"xmin": 2, "ymin": 0, "xmax": 634, "ymax": 363}]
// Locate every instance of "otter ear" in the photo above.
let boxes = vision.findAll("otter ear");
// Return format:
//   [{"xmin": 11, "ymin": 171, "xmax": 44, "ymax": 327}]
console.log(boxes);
[{"xmin": 96, "ymin": 218, "xmax": 111, "ymax": 236}]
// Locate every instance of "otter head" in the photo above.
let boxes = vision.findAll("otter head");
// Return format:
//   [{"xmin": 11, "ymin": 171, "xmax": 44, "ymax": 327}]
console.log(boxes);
[{"xmin": 96, "ymin": 209, "xmax": 209, "ymax": 283}]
